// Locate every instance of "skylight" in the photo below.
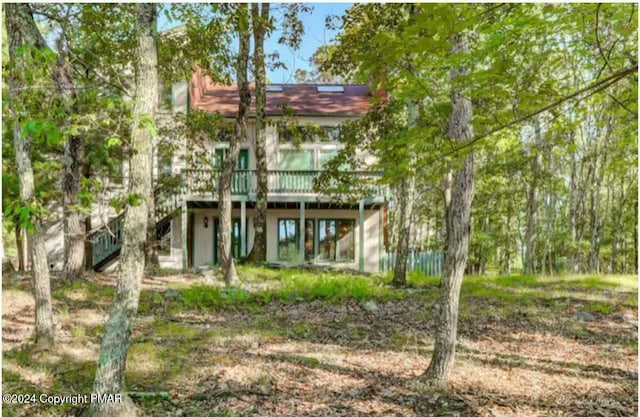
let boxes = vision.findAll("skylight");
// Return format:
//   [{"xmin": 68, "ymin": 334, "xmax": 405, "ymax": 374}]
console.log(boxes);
[
  {"xmin": 317, "ymin": 85, "xmax": 344, "ymax": 93},
  {"xmin": 266, "ymin": 85, "xmax": 283, "ymax": 92}
]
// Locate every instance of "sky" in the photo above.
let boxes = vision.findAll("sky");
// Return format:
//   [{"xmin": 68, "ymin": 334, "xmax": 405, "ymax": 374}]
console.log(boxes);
[
  {"xmin": 158, "ymin": 3, "xmax": 352, "ymax": 84},
  {"xmin": 263, "ymin": 3, "xmax": 351, "ymax": 83}
]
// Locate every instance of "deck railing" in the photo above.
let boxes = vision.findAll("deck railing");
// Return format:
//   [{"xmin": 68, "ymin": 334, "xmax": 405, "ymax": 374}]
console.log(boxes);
[
  {"xmin": 183, "ymin": 168, "xmax": 387, "ymax": 198},
  {"xmin": 91, "ymin": 213, "xmax": 124, "ymax": 268},
  {"xmin": 380, "ymin": 251, "xmax": 443, "ymax": 276}
]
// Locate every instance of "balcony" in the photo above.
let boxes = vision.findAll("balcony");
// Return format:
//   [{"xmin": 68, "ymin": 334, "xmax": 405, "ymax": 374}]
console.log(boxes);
[{"xmin": 178, "ymin": 169, "xmax": 388, "ymax": 200}]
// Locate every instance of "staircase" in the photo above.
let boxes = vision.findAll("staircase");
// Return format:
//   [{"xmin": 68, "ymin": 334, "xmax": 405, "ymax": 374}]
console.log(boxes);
[{"xmin": 89, "ymin": 181, "xmax": 185, "ymax": 271}]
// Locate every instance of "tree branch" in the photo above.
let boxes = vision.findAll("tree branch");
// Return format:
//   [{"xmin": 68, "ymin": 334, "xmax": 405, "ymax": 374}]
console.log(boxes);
[{"xmin": 425, "ymin": 64, "xmax": 638, "ymax": 164}]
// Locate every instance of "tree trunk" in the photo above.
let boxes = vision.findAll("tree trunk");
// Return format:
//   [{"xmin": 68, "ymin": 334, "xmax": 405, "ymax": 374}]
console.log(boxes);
[
  {"xmin": 90, "ymin": 5, "xmax": 157, "ymax": 417},
  {"xmin": 588, "ymin": 124, "xmax": 609, "ymax": 274},
  {"xmin": 51, "ymin": 34, "xmax": 86, "ymax": 281},
  {"xmin": 392, "ymin": 98, "xmax": 419, "ymax": 287},
  {"xmin": 501, "ymin": 205, "xmax": 512, "ymax": 275},
  {"xmin": 6, "ymin": 2, "xmax": 55, "ymax": 351},
  {"xmin": 246, "ymin": 3, "xmax": 269, "ymax": 264},
  {"xmin": 84, "ymin": 163, "xmax": 93, "ymax": 271},
  {"xmin": 524, "ymin": 117, "xmax": 542, "ymax": 275},
  {"xmin": 145, "ymin": 144, "xmax": 159, "ymax": 268},
  {"xmin": 423, "ymin": 31, "xmax": 475, "ymax": 389},
  {"xmin": 220, "ymin": 4, "xmax": 250, "ymax": 286},
  {"xmin": 392, "ymin": 175, "xmax": 415, "ymax": 286},
  {"xmin": 62, "ymin": 135, "xmax": 85, "ymax": 280},
  {"xmin": 568, "ymin": 132, "xmax": 579, "ymax": 273},
  {"xmin": 16, "ymin": 224, "xmax": 27, "ymax": 272}
]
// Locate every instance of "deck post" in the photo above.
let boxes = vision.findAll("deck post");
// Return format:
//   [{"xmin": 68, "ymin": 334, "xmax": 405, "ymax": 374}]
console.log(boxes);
[
  {"xmin": 181, "ymin": 199, "xmax": 188, "ymax": 270},
  {"xmin": 240, "ymin": 200, "xmax": 247, "ymax": 256},
  {"xmin": 299, "ymin": 201, "xmax": 305, "ymax": 264},
  {"xmin": 359, "ymin": 199, "xmax": 365, "ymax": 272}
]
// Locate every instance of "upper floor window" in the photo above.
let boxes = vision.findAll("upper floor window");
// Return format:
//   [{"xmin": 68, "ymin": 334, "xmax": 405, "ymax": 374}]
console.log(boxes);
[
  {"xmin": 316, "ymin": 85, "xmax": 344, "ymax": 93},
  {"xmin": 278, "ymin": 123, "xmax": 340, "ymax": 143},
  {"xmin": 159, "ymin": 81, "xmax": 173, "ymax": 111}
]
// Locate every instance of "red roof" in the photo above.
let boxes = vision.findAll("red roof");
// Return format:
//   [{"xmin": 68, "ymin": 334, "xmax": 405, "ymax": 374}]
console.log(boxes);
[{"xmin": 189, "ymin": 68, "xmax": 373, "ymax": 117}]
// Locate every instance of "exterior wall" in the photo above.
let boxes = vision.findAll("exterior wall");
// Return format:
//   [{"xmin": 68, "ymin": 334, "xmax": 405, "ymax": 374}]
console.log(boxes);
[
  {"xmin": 190, "ymin": 208, "xmax": 255, "ymax": 268},
  {"xmin": 185, "ymin": 207, "xmax": 383, "ymax": 273}
]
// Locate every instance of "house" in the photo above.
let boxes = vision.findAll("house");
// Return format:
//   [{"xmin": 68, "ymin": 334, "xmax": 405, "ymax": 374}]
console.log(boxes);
[{"xmin": 85, "ymin": 68, "xmax": 391, "ymax": 273}]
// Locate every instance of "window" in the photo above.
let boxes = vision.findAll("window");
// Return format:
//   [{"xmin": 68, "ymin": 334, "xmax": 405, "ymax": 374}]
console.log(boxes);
[
  {"xmin": 278, "ymin": 219, "xmax": 298, "ymax": 262},
  {"xmin": 277, "ymin": 150, "xmax": 314, "ymax": 191},
  {"xmin": 278, "ymin": 219, "xmax": 314, "ymax": 262},
  {"xmin": 159, "ymin": 81, "xmax": 173, "ymax": 110},
  {"xmin": 318, "ymin": 150, "xmax": 339, "ymax": 169},
  {"xmin": 318, "ymin": 219, "xmax": 355, "ymax": 261},
  {"xmin": 322, "ymin": 127, "xmax": 340, "ymax": 142},
  {"xmin": 317, "ymin": 85, "xmax": 344, "ymax": 93},
  {"xmin": 278, "ymin": 123, "xmax": 340, "ymax": 143},
  {"xmin": 266, "ymin": 85, "xmax": 283, "ymax": 92}
]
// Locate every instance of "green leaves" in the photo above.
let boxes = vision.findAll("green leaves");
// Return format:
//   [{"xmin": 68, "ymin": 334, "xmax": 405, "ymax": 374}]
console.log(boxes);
[{"xmin": 21, "ymin": 120, "xmax": 62, "ymax": 146}]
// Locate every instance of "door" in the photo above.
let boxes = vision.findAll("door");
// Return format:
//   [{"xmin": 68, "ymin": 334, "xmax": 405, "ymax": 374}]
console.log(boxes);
[
  {"xmin": 213, "ymin": 218, "xmax": 244, "ymax": 264},
  {"xmin": 214, "ymin": 148, "xmax": 249, "ymax": 194}
]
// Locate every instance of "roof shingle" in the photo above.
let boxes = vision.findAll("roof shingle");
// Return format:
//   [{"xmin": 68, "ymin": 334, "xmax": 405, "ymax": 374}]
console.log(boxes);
[{"xmin": 189, "ymin": 68, "xmax": 372, "ymax": 117}]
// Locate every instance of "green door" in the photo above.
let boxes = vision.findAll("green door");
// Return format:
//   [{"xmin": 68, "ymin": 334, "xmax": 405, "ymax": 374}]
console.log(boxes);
[
  {"xmin": 215, "ymin": 149, "xmax": 249, "ymax": 194},
  {"xmin": 213, "ymin": 218, "xmax": 244, "ymax": 264}
]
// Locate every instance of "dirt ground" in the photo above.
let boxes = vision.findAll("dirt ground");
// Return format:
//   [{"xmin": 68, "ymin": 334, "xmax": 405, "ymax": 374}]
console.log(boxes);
[{"xmin": 2, "ymin": 271, "xmax": 637, "ymax": 417}]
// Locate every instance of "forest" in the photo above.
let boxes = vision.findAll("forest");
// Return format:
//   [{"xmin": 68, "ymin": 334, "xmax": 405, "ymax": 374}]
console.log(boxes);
[{"xmin": 2, "ymin": 3, "xmax": 638, "ymax": 417}]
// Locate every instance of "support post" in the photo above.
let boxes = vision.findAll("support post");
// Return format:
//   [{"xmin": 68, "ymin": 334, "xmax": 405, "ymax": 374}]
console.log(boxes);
[
  {"xmin": 299, "ymin": 201, "xmax": 305, "ymax": 264},
  {"xmin": 359, "ymin": 199, "xmax": 365, "ymax": 272},
  {"xmin": 240, "ymin": 200, "xmax": 247, "ymax": 257},
  {"xmin": 181, "ymin": 200, "xmax": 188, "ymax": 270}
]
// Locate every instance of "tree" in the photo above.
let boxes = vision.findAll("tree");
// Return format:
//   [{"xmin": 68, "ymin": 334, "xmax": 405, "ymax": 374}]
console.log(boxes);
[
  {"xmin": 45, "ymin": 5, "xmax": 87, "ymax": 281},
  {"xmin": 423, "ymin": 28, "xmax": 475, "ymax": 388},
  {"xmin": 90, "ymin": 4, "xmax": 157, "ymax": 416},
  {"xmin": 294, "ymin": 44, "xmax": 349, "ymax": 84},
  {"xmin": 246, "ymin": 3, "xmax": 270, "ymax": 264},
  {"xmin": 219, "ymin": 4, "xmax": 249, "ymax": 286},
  {"xmin": 5, "ymin": 2, "xmax": 56, "ymax": 351}
]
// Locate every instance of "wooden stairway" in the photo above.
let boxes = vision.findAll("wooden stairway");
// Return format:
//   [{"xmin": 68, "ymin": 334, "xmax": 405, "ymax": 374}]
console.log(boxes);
[{"xmin": 90, "ymin": 182, "xmax": 185, "ymax": 271}]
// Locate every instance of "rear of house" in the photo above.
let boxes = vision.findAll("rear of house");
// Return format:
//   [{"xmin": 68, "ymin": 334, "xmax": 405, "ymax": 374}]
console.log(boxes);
[
  {"xmin": 163, "ymin": 70, "xmax": 389, "ymax": 272},
  {"xmin": 46, "ymin": 69, "xmax": 390, "ymax": 274}
]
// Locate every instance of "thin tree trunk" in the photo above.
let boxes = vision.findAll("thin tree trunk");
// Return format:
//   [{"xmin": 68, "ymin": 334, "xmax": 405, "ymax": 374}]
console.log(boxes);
[
  {"xmin": 589, "ymin": 123, "xmax": 609, "ymax": 274},
  {"xmin": 392, "ymin": 98, "xmax": 419, "ymax": 287},
  {"xmin": 220, "ymin": 4, "xmax": 249, "ymax": 286},
  {"xmin": 145, "ymin": 144, "xmax": 159, "ymax": 268},
  {"xmin": 568, "ymin": 132, "xmax": 579, "ymax": 273},
  {"xmin": 423, "ymin": 30, "xmax": 475, "ymax": 388},
  {"xmin": 392, "ymin": 176, "xmax": 415, "ymax": 286},
  {"xmin": 52, "ymin": 31, "xmax": 86, "ymax": 281},
  {"xmin": 62, "ymin": 134, "xmax": 85, "ymax": 280},
  {"xmin": 16, "ymin": 224, "xmax": 26, "ymax": 272},
  {"xmin": 524, "ymin": 117, "xmax": 542, "ymax": 275},
  {"xmin": 246, "ymin": 3, "xmax": 269, "ymax": 264},
  {"xmin": 84, "ymin": 163, "xmax": 93, "ymax": 271},
  {"xmin": 501, "ymin": 204, "xmax": 512, "ymax": 275},
  {"xmin": 6, "ymin": 2, "xmax": 55, "ymax": 351},
  {"xmin": 90, "ymin": 5, "xmax": 157, "ymax": 416}
]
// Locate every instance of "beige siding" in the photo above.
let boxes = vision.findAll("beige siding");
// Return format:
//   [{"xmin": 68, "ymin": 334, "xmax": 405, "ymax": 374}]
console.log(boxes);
[{"xmin": 186, "ymin": 207, "xmax": 382, "ymax": 272}]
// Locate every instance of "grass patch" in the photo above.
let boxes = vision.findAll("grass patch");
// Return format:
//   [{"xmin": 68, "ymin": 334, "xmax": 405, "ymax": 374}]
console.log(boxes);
[
  {"xmin": 584, "ymin": 301, "xmax": 617, "ymax": 315},
  {"xmin": 52, "ymin": 281, "xmax": 114, "ymax": 302},
  {"xmin": 275, "ymin": 273, "xmax": 394, "ymax": 302}
]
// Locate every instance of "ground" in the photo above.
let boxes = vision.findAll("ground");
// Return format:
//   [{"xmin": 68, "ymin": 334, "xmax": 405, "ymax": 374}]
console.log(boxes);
[{"xmin": 2, "ymin": 267, "xmax": 637, "ymax": 417}]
